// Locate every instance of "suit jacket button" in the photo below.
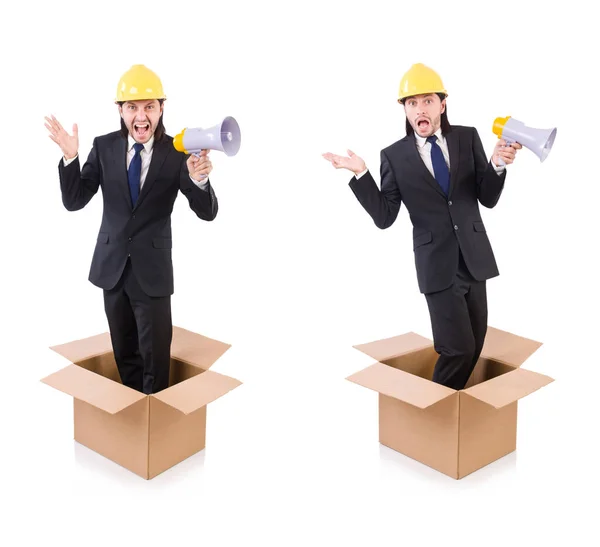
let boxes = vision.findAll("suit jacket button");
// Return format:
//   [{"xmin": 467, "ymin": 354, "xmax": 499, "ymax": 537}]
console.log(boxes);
[
  {"xmin": 128, "ymin": 237, "xmax": 132, "ymax": 242},
  {"xmin": 454, "ymin": 225, "xmax": 458, "ymax": 230},
  {"xmin": 448, "ymin": 201, "xmax": 452, "ymax": 206}
]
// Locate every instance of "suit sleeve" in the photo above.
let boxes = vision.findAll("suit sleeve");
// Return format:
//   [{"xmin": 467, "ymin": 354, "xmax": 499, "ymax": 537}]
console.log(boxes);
[
  {"xmin": 348, "ymin": 150, "xmax": 401, "ymax": 229},
  {"xmin": 473, "ymin": 127, "xmax": 506, "ymax": 208},
  {"xmin": 178, "ymin": 155, "xmax": 218, "ymax": 221},
  {"xmin": 58, "ymin": 138, "xmax": 101, "ymax": 211}
]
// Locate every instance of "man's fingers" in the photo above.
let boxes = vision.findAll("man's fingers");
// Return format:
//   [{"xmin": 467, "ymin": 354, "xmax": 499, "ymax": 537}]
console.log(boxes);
[
  {"xmin": 323, "ymin": 152, "xmax": 347, "ymax": 163},
  {"xmin": 45, "ymin": 116, "xmax": 60, "ymax": 133},
  {"xmin": 193, "ymin": 161, "xmax": 212, "ymax": 172},
  {"xmin": 52, "ymin": 116, "xmax": 65, "ymax": 133},
  {"xmin": 498, "ymin": 141, "xmax": 521, "ymax": 152},
  {"xmin": 51, "ymin": 119, "xmax": 67, "ymax": 137}
]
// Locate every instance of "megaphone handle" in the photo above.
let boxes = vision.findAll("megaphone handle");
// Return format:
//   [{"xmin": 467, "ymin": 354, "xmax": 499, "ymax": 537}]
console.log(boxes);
[
  {"xmin": 192, "ymin": 151, "xmax": 208, "ymax": 180},
  {"xmin": 497, "ymin": 137, "xmax": 515, "ymax": 167}
]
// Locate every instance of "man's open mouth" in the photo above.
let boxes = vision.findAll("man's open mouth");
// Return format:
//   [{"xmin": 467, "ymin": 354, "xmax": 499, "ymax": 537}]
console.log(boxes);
[{"xmin": 134, "ymin": 123, "xmax": 150, "ymax": 138}]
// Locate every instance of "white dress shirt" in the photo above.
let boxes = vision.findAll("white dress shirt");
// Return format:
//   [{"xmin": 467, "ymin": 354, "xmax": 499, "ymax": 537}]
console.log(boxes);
[
  {"xmin": 414, "ymin": 127, "xmax": 451, "ymax": 177},
  {"xmin": 127, "ymin": 134, "xmax": 154, "ymax": 189},
  {"xmin": 62, "ymin": 134, "xmax": 210, "ymax": 190},
  {"xmin": 355, "ymin": 127, "xmax": 504, "ymax": 180}
]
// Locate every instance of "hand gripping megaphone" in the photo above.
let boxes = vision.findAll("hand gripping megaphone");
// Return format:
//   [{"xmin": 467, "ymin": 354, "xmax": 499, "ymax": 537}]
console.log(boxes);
[
  {"xmin": 492, "ymin": 116, "xmax": 557, "ymax": 166},
  {"xmin": 173, "ymin": 116, "xmax": 241, "ymax": 177}
]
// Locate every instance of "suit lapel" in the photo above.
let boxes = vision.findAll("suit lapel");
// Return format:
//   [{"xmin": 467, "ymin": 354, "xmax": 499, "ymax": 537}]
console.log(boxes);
[
  {"xmin": 446, "ymin": 128, "xmax": 460, "ymax": 198},
  {"xmin": 134, "ymin": 138, "xmax": 170, "ymax": 211},
  {"xmin": 112, "ymin": 136, "xmax": 132, "ymax": 206},
  {"xmin": 404, "ymin": 136, "xmax": 447, "ymax": 198}
]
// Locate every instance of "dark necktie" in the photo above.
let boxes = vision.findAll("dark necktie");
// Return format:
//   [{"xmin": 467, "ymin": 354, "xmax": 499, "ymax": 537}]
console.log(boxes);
[
  {"xmin": 128, "ymin": 142, "xmax": 144, "ymax": 207},
  {"xmin": 426, "ymin": 135, "xmax": 450, "ymax": 196}
]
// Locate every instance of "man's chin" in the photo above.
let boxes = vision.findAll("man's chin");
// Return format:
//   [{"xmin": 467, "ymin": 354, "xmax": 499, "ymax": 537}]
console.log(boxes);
[
  {"xmin": 130, "ymin": 129, "xmax": 153, "ymax": 143},
  {"xmin": 415, "ymin": 123, "xmax": 439, "ymax": 138}
]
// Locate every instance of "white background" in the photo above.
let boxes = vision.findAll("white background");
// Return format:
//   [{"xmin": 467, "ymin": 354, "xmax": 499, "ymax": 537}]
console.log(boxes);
[{"xmin": 1, "ymin": 0, "xmax": 598, "ymax": 544}]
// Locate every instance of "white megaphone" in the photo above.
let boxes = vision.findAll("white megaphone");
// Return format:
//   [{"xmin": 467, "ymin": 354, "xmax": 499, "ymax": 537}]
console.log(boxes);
[
  {"xmin": 173, "ymin": 116, "xmax": 241, "ymax": 179},
  {"xmin": 492, "ymin": 116, "xmax": 557, "ymax": 166}
]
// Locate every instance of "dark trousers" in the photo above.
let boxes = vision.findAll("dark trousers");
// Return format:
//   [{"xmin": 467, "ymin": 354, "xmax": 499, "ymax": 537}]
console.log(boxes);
[
  {"xmin": 424, "ymin": 252, "xmax": 488, "ymax": 390},
  {"xmin": 103, "ymin": 259, "xmax": 172, "ymax": 394}
]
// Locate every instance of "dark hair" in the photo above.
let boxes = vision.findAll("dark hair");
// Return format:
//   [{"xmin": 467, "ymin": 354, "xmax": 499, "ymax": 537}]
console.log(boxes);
[
  {"xmin": 402, "ymin": 93, "xmax": 451, "ymax": 136},
  {"xmin": 117, "ymin": 99, "xmax": 166, "ymax": 141}
]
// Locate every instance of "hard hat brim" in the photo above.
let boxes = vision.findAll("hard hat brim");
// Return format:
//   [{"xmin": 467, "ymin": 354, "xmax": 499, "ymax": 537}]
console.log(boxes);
[
  {"xmin": 114, "ymin": 96, "xmax": 167, "ymax": 104},
  {"xmin": 398, "ymin": 90, "xmax": 448, "ymax": 103}
]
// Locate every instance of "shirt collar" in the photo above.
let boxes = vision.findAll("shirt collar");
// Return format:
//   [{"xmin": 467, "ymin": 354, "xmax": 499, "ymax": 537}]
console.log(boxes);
[
  {"xmin": 127, "ymin": 134, "xmax": 154, "ymax": 154},
  {"xmin": 415, "ymin": 127, "xmax": 444, "ymax": 148}
]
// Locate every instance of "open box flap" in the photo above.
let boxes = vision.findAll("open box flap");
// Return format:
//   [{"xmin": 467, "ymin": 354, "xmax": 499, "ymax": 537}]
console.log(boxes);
[
  {"xmin": 463, "ymin": 367, "xmax": 554, "ymax": 409},
  {"xmin": 41, "ymin": 364, "xmax": 145, "ymax": 414},
  {"xmin": 170, "ymin": 326, "xmax": 232, "ymax": 371},
  {"xmin": 152, "ymin": 370, "xmax": 242, "ymax": 415},
  {"xmin": 50, "ymin": 332, "xmax": 113, "ymax": 363},
  {"xmin": 353, "ymin": 332, "xmax": 433, "ymax": 362},
  {"xmin": 480, "ymin": 327, "xmax": 543, "ymax": 367},
  {"xmin": 346, "ymin": 362, "xmax": 455, "ymax": 409}
]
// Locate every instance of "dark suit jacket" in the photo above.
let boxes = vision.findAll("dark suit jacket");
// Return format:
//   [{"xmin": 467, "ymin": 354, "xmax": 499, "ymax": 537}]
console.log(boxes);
[
  {"xmin": 349, "ymin": 125, "xmax": 505, "ymax": 294},
  {"xmin": 58, "ymin": 131, "xmax": 218, "ymax": 297}
]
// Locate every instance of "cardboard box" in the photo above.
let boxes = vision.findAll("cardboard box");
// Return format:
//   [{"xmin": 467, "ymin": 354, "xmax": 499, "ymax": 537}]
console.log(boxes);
[
  {"xmin": 346, "ymin": 326, "xmax": 553, "ymax": 479},
  {"xmin": 41, "ymin": 326, "xmax": 241, "ymax": 480}
]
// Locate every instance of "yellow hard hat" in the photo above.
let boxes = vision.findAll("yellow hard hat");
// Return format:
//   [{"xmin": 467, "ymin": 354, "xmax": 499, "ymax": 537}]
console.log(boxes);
[
  {"xmin": 398, "ymin": 63, "xmax": 447, "ymax": 102},
  {"xmin": 115, "ymin": 64, "xmax": 166, "ymax": 102}
]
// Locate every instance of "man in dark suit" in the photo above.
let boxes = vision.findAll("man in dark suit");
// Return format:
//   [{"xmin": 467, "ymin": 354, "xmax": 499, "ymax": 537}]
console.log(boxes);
[
  {"xmin": 323, "ymin": 63, "xmax": 522, "ymax": 390},
  {"xmin": 45, "ymin": 64, "xmax": 218, "ymax": 394}
]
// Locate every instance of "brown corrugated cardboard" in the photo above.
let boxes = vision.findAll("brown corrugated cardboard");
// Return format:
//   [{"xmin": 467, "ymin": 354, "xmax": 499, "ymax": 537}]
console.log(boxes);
[
  {"xmin": 41, "ymin": 326, "xmax": 241, "ymax": 480},
  {"xmin": 347, "ymin": 326, "xmax": 553, "ymax": 479}
]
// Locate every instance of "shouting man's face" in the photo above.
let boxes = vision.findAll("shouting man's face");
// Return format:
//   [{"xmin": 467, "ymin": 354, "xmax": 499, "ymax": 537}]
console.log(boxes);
[
  {"xmin": 404, "ymin": 93, "xmax": 445, "ymax": 138},
  {"xmin": 119, "ymin": 99, "xmax": 163, "ymax": 143}
]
